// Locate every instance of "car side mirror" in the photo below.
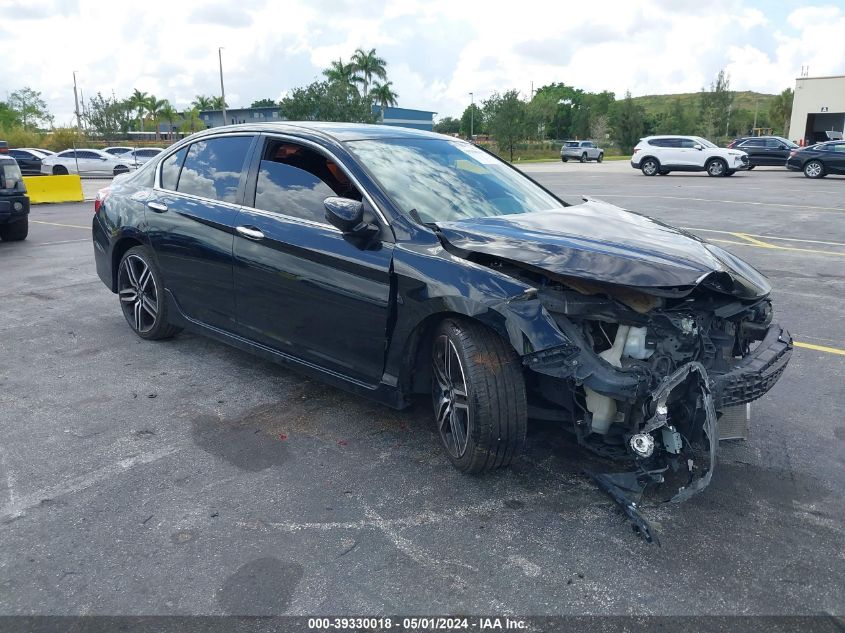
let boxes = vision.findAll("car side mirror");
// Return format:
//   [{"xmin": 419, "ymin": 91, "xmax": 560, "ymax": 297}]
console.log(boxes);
[
  {"xmin": 693, "ymin": 144, "xmax": 703, "ymax": 150},
  {"xmin": 324, "ymin": 196, "xmax": 380, "ymax": 240}
]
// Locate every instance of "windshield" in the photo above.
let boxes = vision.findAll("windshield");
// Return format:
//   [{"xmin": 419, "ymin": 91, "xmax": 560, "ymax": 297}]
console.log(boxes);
[
  {"xmin": 692, "ymin": 137, "xmax": 717, "ymax": 149},
  {"xmin": 564, "ymin": 141, "xmax": 580, "ymax": 147},
  {"xmin": 345, "ymin": 138, "xmax": 563, "ymax": 223},
  {"xmin": 0, "ymin": 160, "xmax": 23, "ymax": 191}
]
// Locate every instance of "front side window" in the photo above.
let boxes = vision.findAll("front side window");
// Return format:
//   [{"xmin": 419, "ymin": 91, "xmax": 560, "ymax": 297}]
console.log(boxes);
[
  {"xmin": 678, "ymin": 138, "xmax": 698, "ymax": 149},
  {"xmin": 252, "ymin": 140, "xmax": 361, "ymax": 223},
  {"xmin": 58, "ymin": 151, "xmax": 75, "ymax": 158},
  {"xmin": 346, "ymin": 138, "xmax": 563, "ymax": 224},
  {"xmin": 740, "ymin": 139, "xmax": 764, "ymax": 148},
  {"xmin": 0, "ymin": 160, "xmax": 23, "ymax": 190},
  {"xmin": 176, "ymin": 136, "xmax": 253, "ymax": 203}
]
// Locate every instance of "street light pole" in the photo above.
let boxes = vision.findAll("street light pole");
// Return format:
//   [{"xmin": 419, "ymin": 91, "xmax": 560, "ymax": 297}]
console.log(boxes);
[
  {"xmin": 72, "ymin": 71, "xmax": 82, "ymax": 134},
  {"xmin": 469, "ymin": 92, "xmax": 474, "ymax": 140},
  {"xmin": 218, "ymin": 47, "xmax": 228, "ymax": 125}
]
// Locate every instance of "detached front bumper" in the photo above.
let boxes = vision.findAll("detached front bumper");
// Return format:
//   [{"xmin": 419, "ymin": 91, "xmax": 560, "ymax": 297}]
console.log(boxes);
[{"xmin": 711, "ymin": 324, "xmax": 792, "ymax": 408}]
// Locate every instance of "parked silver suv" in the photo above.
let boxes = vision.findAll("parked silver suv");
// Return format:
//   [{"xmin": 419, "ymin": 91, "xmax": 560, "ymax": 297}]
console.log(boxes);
[{"xmin": 560, "ymin": 140, "xmax": 604, "ymax": 163}]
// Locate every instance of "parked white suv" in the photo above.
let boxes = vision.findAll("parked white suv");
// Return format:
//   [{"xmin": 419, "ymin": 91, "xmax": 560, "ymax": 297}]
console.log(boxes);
[{"xmin": 631, "ymin": 135, "xmax": 749, "ymax": 177}]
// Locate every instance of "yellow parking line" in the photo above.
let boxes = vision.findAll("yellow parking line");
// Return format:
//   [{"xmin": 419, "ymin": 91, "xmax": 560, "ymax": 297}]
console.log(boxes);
[
  {"xmin": 727, "ymin": 232, "xmax": 845, "ymax": 257},
  {"xmin": 794, "ymin": 341, "xmax": 845, "ymax": 356},
  {"xmin": 682, "ymin": 227, "xmax": 845, "ymax": 247},
  {"xmin": 31, "ymin": 220, "xmax": 88, "ymax": 229}
]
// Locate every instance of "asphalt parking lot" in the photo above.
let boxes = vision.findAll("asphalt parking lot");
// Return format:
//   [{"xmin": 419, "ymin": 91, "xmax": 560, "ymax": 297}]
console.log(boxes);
[{"xmin": 1, "ymin": 163, "xmax": 843, "ymax": 617}]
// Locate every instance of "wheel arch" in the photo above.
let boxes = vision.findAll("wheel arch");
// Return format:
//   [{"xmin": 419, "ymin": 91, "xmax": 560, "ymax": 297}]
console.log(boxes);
[{"xmin": 109, "ymin": 234, "xmax": 147, "ymax": 291}]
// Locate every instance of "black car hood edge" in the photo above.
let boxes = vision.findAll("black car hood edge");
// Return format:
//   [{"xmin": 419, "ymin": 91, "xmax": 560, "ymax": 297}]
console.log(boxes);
[{"xmin": 435, "ymin": 198, "xmax": 771, "ymax": 299}]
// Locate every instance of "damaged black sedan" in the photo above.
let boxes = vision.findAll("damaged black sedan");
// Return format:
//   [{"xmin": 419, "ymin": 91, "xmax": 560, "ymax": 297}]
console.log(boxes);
[{"xmin": 92, "ymin": 123, "xmax": 791, "ymax": 537}]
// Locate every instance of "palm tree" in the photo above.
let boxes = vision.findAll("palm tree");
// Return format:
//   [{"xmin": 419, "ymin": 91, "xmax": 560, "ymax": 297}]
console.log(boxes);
[
  {"xmin": 371, "ymin": 81, "xmax": 398, "ymax": 121},
  {"xmin": 180, "ymin": 107, "xmax": 202, "ymax": 134},
  {"xmin": 145, "ymin": 96, "xmax": 167, "ymax": 140},
  {"xmin": 210, "ymin": 95, "xmax": 227, "ymax": 110},
  {"xmin": 351, "ymin": 48, "xmax": 387, "ymax": 97},
  {"xmin": 323, "ymin": 58, "xmax": 363, "ymax": 96},
  {"xmin": 192, "ymin": 95, "xmax": 214, "ymax": 111},
  {"xmin": 130, "ymin": 89, "xmax": 149, "ymax": 132},
  {"xmin": 158, "ymin": 102, "xmax": 178, "ymax": 140}
]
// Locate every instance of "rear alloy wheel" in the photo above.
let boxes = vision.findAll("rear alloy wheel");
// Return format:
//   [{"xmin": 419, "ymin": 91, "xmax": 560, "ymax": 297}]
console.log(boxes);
[
  {"xmin": 117, "ymin": 246, "xmax": 181, "ymax": 340},
  {"xmin": 431, "ymin": 319, "xmax": 527, "ymax": 473},
  {"xmin": 804, "ymin": 160, "xmax": 825, "ymax": 179},
  {"xmin": 53, "ymin": 165, "xmax": 68, "ymax": 175},
  {"xmin": 580, "ymin": 153, "xmax": 587, "ymax": 163},
  {"xmin": 707, "ymin": 158, "xmax": 727, "ymax": 177},
  {"xmin": 0, "ymin": 217, "xmax": 28, "ymax": 241},
  {"xmin": 597, "ymin": 153, "xmax": 603, "ymax": 163},
  {"xmin": 641, "ymin": 158, "xmax": 659, "ymax": 176}
]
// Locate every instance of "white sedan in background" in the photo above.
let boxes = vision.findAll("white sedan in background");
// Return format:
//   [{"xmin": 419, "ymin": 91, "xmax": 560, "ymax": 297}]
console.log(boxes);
[
  {"xmin": 40, "ymin": 149, "xmax": 136, "ymax": 177},
  {"xmin": 118, "ymin": 147, "xmax": 164, "ymax": 167}
]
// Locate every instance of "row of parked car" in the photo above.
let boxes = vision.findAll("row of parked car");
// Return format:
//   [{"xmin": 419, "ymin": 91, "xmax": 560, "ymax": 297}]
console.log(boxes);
[
  {"xmin": 7, "ymin": 146, "xmax": 163, "ymax": 177},
  {"xmin": 630, "ymin": 134, "xmax": 845, "ymax": 178}
]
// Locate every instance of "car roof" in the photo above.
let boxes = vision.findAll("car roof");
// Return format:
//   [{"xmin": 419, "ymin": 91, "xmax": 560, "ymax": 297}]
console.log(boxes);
[{"xmin": 188, "ymin": 122, "xmax": 447, "ymax": 143}]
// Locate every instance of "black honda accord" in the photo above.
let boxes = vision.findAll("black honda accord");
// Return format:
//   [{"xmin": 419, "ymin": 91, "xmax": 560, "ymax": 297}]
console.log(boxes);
[{"xmin": 93, "ymin": 123, "xmax": 791, "ymax": 538}]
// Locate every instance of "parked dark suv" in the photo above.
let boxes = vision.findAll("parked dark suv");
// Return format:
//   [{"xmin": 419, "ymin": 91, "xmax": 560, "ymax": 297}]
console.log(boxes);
[
  {"xmin": 726, "ymin": 136, "xmax": 797, "ymax": 168},
  {"xmin": 0, "ymin": 143, "xmax": 30, "ymax": 241}
]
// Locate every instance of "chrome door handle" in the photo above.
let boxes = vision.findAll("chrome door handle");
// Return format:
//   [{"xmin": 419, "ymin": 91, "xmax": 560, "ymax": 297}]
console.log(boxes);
[
  {"xmin": 236, "ymin": 226, "xmax": 264, "ymax": 240},
  {"xmin": 147, "ymin": 201, "xmax": 168, "ymax": 213}
]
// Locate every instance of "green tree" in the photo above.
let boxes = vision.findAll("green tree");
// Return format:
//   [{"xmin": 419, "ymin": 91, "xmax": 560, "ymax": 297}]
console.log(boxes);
[
  {"xmin": 179, "ymin": 107, "xmax": 203, "ymax": 134},
  {"xmin": 280, "ymin": 80, "xmax": 376, "ymax": 123},
  {"xmin": 371, "ymin": 80, "xmax": 398, "ymax": 121},
  {"xmin": 129, "ymin": 89, "xmax": 149, "ymax": 132},
  {"xmin": 351, "ymin": 48, "xmax": 388, "ymax": 97},
  {"xmin": 210, "ymin": 95, "xmax": 227, "ymax": 110},
  {"xmin": 768, "ymin": 87, "xmax": 794, "ymax": 137},
  {"xmin": 699, "ymin": 69, "xmax": 734, "ymax": 141},
  {"xmin": 144, "ymin": 96, "xmax": 167, "ymax": 140},
  {"xmin": 484, "ymin": 90, "xmax": 527, "ymax": 162},
  {"xmin": 83, "ymin": 93, "xmax": 133, "ymax": 140},
  {"xmin": 158, "ymin": 102, "xmax": 179, "ymax": 140},
  {"xmin": 250, "ymin": 98, "xmax": 278, "ymax": 108},
  {"xmin": 8, "ymin": 87, "xmax": 53, "ymax": 129},
  {"xmin": 434, "ymin": 116, "xmax": 461, "ymax": 135},
  {"xmin": 532, "ymin": 83, "xmax": 584, "ymax": 139},
  {"xmin": 323, "ymin": 58, "xmax": 364, "ymax": 97},
  {"xmin": 192, "ymin": 95, "xmax": 214, "ymax": 110},
  {"xmin": 0, "ymin": 102, "xmax": 21, "ymax": 129},
  {"xmin": 610, "ymin": 90, "xmax": 645, "ymax": 153},
  {"xmin": 459, "ymin": 103, "xmax": 483, "ymax": 137},
  {"xmin": 526, "ymin": 91, "xmax": 559, "ymax": 140}
]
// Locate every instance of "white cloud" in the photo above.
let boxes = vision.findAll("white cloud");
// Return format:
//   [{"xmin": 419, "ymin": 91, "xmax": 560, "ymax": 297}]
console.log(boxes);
[{"xmin": 2, "ymin": 0, "xmax": 843, "ymax": 125}]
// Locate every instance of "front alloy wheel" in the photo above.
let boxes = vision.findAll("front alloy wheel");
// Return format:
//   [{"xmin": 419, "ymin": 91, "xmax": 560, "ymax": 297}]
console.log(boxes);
[
  {"xmin": 430, "ymin": 319, "xmax": 527, "ymax": 473},
  {"xmin": 117, "ymin": 247, "xmax": 180, "ymax": 340},
  {"xmin": 707, "ymin": 158, "xmax": 727, "ymax": 177}
]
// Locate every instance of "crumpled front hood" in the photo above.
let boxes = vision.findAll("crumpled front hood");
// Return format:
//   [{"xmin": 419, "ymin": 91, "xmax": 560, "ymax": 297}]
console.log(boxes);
[{"xmin": 435, "ymin": 199, "xmax": 771, "ymax": 298}]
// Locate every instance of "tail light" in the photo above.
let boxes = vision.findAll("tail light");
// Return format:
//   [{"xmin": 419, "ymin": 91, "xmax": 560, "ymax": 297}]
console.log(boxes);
[
  {"xmin": 94, "ymin": 187, "xmax": 110, "ymax": 214},
  {"xmin": 632, "ymin": 148, "xmax": 640, "ymax": 154}
]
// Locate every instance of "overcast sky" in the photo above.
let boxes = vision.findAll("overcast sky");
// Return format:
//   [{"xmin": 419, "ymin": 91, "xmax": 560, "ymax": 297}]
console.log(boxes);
[{"xmin": 3, "ymin": 0, "xmax": 844, "ymax": 124}]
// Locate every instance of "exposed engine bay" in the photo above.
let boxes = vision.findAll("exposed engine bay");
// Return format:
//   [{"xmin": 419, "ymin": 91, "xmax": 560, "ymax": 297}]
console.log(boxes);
[{"xmin": 481, "ymin": 259, "xmax": 792, "ymax": 543}]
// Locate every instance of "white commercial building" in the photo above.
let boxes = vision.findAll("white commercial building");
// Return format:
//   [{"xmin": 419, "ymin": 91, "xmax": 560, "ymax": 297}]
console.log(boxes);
[{"xmin": 789, "ymin": 75, "xmax": 845, "ymax": 144}]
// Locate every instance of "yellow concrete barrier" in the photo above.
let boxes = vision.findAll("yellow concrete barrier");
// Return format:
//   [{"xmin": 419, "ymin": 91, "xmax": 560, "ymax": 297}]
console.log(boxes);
[{"xmin": 22, "ymin": 175, "xmax": 84, "ymax": 204}]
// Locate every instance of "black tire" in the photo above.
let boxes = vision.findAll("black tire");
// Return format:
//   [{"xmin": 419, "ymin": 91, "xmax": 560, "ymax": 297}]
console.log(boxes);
[
  {"xmin": 803, "ymin": 160, "xmax": 825, "ymax": 179},
  {"xmin": 658, "ymin": 170, "xmax": 670, "ymax": 176},
  {"xmin": 747, "ymin": 165, "xmax": 755, "ymax": 170},
  {"xmin": 117, "ymin": 246, "xmax": 181, "ymax": 340},
  {"xmin": 640, "ymin": 157, "xmax": 659, "ymax": 176},
  {"xmin": 706, "ymin": 158, "xmax": 728, "ymax": 177},
  {"xmin": 561, "ymin": 157, "xmax": 568, "ymax": 162},
  {"xmin": 114, "ymin": 165, "xmax": 129, "ymax": 176},
  {"xmin": 52, "ymin": 165, "xmax": 68, "ymax": 175},
  {"xmin": 580, "ymin": 153, "xmax": 587, "ymax": 163},
  {"xmin": 725, "ymin": 170, "xmax": 736, "ymax": 176},
  {"xmin": 596, "ymin": 153, "xmax": 603, "ymax": 163},
  {"xmin": 431, "ymin": 318, "xmax": 527, "ymax": 473},
  {"xmin": 0, "ymin": 217, "xmax": 28, "ymax": 241}
]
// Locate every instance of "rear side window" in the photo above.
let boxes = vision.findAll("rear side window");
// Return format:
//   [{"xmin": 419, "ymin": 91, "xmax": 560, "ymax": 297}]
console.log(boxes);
[
  {"xmin": 159, "ymin": 147, "xmax": 188, "ymax": 191},
  {"xmin": 252, "ymin": 139, "xmax": 361, "ymax": 223},
  {"xmin": 176, "ymin": 136, "xmax": 253, "ymax": 203}
]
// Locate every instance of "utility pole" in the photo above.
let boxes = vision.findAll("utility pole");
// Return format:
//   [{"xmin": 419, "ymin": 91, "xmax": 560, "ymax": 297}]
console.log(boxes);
[
  {"xmin": 73, "ymin": 71, "xmax": 82, "ymax": 134},
  {"xmin": 218, "ymin": 47, "xmax": 228, "ymax": 125},
  {"xmin": 469, "ymin": 92, "xmax": 474, "ymax": 140}
]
